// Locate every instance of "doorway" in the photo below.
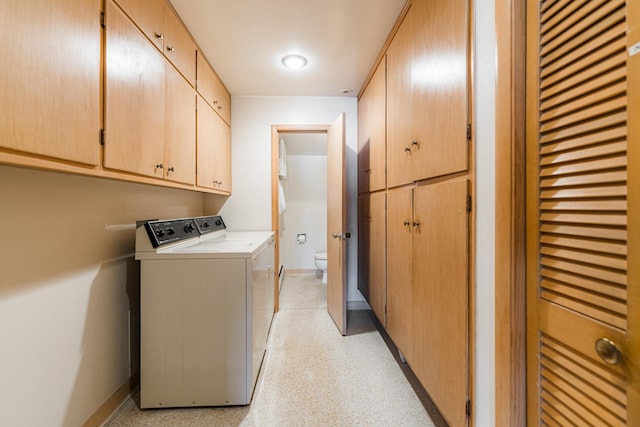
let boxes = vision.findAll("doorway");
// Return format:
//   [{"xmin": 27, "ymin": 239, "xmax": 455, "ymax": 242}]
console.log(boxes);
[
  {"xmin": 270, "ymin": 125, "xmax": 330, "ymax": 313},
  {"xmin": 277, "ymin": 132, "xmax": 328, "ymax": 282}
]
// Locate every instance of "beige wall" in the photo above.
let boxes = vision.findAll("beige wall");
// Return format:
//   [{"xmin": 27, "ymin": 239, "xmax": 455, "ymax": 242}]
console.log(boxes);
[{"xmin": 0, "ymin": 165, "xmax": 203, "ymax": 426}]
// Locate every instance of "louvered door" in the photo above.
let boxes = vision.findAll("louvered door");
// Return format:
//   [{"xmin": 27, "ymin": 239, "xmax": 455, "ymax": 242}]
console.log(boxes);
[{"xmin": 526, "ymin": 0, "xmax": 639, "ymax": 425}]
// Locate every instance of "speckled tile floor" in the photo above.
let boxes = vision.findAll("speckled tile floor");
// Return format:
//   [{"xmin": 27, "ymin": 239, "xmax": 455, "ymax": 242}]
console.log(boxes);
[{"xmin": 106, "ymin": 274, "xmax": 435, "ymax": 426}]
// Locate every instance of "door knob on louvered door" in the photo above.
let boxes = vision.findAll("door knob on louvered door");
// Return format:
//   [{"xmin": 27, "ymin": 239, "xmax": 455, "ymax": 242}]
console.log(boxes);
[{"xmin": 595, "ymin": 338, "xmax": 622, "ymax": 365}]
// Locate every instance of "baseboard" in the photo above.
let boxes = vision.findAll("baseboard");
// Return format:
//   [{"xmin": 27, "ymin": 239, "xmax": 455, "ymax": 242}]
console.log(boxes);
[{"xmin": 82, "ymin": 375, "xmax": 138, "ymax": 427}]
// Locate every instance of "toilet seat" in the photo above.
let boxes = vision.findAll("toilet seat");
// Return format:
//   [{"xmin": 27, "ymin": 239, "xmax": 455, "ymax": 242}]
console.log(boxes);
[{"xmin": 314, "ymin": 251, "xmax": 327, "ymax": 260}]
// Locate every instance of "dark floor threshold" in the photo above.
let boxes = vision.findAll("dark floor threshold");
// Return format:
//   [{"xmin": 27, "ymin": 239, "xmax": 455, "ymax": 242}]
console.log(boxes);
[{"xmin": 366, "ymin": 310, "xmax": 449, "ymax": 427}]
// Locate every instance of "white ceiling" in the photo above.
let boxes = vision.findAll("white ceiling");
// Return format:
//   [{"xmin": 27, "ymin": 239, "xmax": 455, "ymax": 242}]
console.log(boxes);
[{"xmin": 169, "ymin": 0, "xmax": 407, "ymax": 97}]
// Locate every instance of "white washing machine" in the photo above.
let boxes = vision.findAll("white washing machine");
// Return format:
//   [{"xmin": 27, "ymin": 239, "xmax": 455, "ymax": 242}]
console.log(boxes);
[{"xmin": 135, "ymin": 216, "xmax": 275, "ymax": 409}]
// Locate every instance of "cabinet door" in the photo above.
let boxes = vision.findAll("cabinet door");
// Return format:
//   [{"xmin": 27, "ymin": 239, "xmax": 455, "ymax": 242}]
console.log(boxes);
[
  {"xmin": 386, "ymin": 6, "xmax": 415, "ymax": 188},
  {"xmin": 164, "ymin": 6, "xmax": 196, "ymax": 86},
  {"xmin": 386, "ymin": 187, "xmax": 413, "ymax": 362},
  {"xmin": 196, "ymin": 54, "xmax": 232, "ymax": 126},
  {"xmin": 113, "ymin": 0, "xmax": 165, "ymax": 51},
  {"xmin": 164, "ymin": 63, "xmax": 195, "ymax": 185},
  {"xmin": 213, "ymin": 122, "xmax": 231, "ymax": 193},
  {"xmin": 368, "ymin": 192, "xmax": 387, "ymax": 325},
  {"xmin": 0, "ymin": 0, "xmax": 100, "ymax": 166},
  {"xmin": 358, "ymin": 59, "xmax": 386, "ymax": 194},
  {"xmin": 105, "ymin": 0, "xmax": 165, "ymax": 178},
  {"xmin": 413, "ymin": 179, "xmax": 468, "ymax": 427},
  {"xmin": 357, "ymin": 91, "xmax": 371, "ymax": 195},
  {"xmin": 358, "ymin": 192, "xmax": 386, "ymax": 324},
  {"xmin": 357, "ymin": 194, "xmax": 371, "ymax": 298},
  {"xmin": 197, "ymin": 96, "xmax": 231, "ymax": 193},
  {"xmin": 410, "ymin": 0, "xmax": 468, "ymax": 181}
]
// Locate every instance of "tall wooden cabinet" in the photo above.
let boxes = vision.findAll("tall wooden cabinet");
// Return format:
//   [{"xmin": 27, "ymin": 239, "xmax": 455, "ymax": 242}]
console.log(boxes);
[
  {"xmin": 358, "ymin": 0, "xmax": 471, "ymax": 426},
  {"xmin": 358, "ymin": 192, "xmax": 386, "ymax": 325},
  {"xmin": 386, "ymin": 187, "xmax": 413, "ymax": 362},
  {"xmin": 0, "ymin": 0, "xmax": 101, "ymax": 166},
  {"xmin": 412, "ymin": 180, "xmax": 469, "ymax": 427}
]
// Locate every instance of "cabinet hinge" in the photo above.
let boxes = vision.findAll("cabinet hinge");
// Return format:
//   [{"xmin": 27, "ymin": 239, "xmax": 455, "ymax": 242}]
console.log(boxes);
[
  {"xmin": 466, "ymin": 123, "xmax": 472, "ymax": 141},
  {"xmin": 466, "ymin": 194, "xmax": 472, "ymax": 212},
  {"xmin": 466, "ymin": 399, "xmax": 471, "ymax": 417},
  {"xmin": 100, "ymin": 11, "xmax": 105, "ymax": 29},
  {"xmin": 100, "ymin": 129, "xmax": 105, "ymax": 146}
]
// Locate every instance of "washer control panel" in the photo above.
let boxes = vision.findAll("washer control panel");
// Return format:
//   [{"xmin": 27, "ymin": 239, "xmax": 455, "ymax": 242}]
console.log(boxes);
[
  {"xmin": 194, "ymin": 215, "xmax": 226, "ymax": 235},
  {"xmin": 144, "ymin": 218, "xmax": 200, "ymax": 248}
]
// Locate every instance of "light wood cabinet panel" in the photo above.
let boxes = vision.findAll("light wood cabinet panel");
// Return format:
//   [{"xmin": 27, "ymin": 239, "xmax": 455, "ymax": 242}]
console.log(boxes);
[
  {"xmin": 113, "ymin": 0, "xmax": 165, "ymax": 51},
  {"xmin": 386, "ymin": 6, "xmax": 414, "ymax": 188},
  {"xmin": 114, "ymin": 0, "xmax": 196, "ymax": 86},
  {"xmin": 164, "ymin": 63, "xmax": 195, "ymax": 185},
  {"xmin": 197, "ymin": 95, "xmax": 231, "ymax": 193},
  {"xmin": 0, "ymin": 0, "xmax": 100, "ymax": 166},
  {"xmin": 105, "ymin": 0, "xmax": 165, "ymax": 178},
  {"xmin": 358, "ymin": 58, "xmax": 386, "ymax": 194},
  {"xmin": 358, "ymin": 192, "xmax": 386, "ymax": 325},
  {"xmin": 197, "ymin": 53, "xmax": 232, "ymax": 126},
  {"xmin": 412, "ymin": 179, "xmax": 469, "ymax": 427},
  {"xmin": 410, "ymin": 0, "xmax": 468, "ymax": 181},
  {"xmin": 163, "ymin": 6, "xmax": 196, "ymax": 85},
  {"xmin": 386, "ymin": 0, "xmax": 468, "ymax": 187},
  {"xmin": 386, "ymin": 187, "xmax": 413, "ymax": 362}
]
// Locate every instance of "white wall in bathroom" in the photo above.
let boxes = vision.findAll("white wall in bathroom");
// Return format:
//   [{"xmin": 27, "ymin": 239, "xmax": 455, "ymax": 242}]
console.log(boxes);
[
  {"xmin": 280, "ymin": 152, "xmax": 327, "ymax": 271},
  {"xmin": 214, "ymin": 95, "xmax": 362, "ymax": 302}
]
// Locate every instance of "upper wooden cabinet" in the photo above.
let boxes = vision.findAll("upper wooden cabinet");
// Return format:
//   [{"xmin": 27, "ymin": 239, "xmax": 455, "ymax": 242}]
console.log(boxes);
[
  {"xmin": 358, "ymin": 58, "xmax": 386, "ymax": 194},
  {"xmin": 197, "ymin": 95, "xmax": 231, "ymax": 194},
  {"xmin": 163, "ymin": 63, "xmax": 196, "ymax": 185},
  {"xmin": 0, "ymin": 0, "xmax": 100, "ymax": 166},
  {"xmin": 197, "ymin": 53, "xmax": 232, "ymax": 126},
  {"xmin": 163, "ymin": 6, "xmax": 196, "ymax": 85},
  {"xmin": 104, "ymin": 0, "xmax": 195, "ymax": 185},
  {"xmin": 114, "ymin": 0, "xmax": 196, "ymax": 85},
  {"xmin": 105, "ymin": 0, "xmax": 165, "ymax": 178},
  {"xmin": 386, "ymin": 6, "xmax": 414, "ymax": 187},
  {"xmin": 113, "ymin": 0, "xmax": 165, "ymax": 50},
  {"xmin": 386, "ymin": 0, "xmax": 468, "ymax": 187}
]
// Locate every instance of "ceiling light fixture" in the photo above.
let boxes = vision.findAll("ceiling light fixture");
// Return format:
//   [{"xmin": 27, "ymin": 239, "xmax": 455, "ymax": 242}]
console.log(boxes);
[{"xmin": 281, "ymin": 54, "xmax": 308, "ymax": 70}]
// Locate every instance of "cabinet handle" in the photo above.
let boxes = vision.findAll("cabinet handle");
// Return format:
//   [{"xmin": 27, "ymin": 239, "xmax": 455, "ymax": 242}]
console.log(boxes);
[
  {"xmin": 167, "ymin": 167, "xmax": 175, "ymax": 173},
  {"xmin": 154, "ymin": 32, "xmax": 163, "ymax": 39},
  {"xmin": 413, "ymin": 222, "xmax": 420, "ymax": 227},
  {"xmin": 404, "ymin": 147, "xmax": 411, "ymax": 152},
  {"xmin": 411, "ymin": 140, "xmax": 419, "ymax": 147},
  {"xmin": 155, "ymin": 163, "xmax": 164, "ymax": 169},
  {"xmin": 403, "ymin": 221, "xmax": 410, "ymax": 226},
  {"xmin": 166, "ymin": 46, "xmax": 175, "ymax": 52}
]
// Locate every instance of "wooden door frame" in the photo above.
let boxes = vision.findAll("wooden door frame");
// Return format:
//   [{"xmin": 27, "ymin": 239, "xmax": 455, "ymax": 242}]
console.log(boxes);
[
  {"xmin": 270, "ymin": 124, "xmax": 330, "ymax": 312},
  {"xmin": 494, "ymin": 0, "xmax": 526, "ymax": 424}
]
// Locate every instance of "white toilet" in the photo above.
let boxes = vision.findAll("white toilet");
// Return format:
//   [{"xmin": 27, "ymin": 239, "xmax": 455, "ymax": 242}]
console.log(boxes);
[{"xmin": 314, "ymin": 251, "xmax": 328, "ymax": 284}]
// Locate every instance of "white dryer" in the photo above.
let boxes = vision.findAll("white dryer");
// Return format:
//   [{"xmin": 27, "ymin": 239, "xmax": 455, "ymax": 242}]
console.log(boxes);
[{"xmin": 135, "ymin": 216, "xmax": 275, "ymax": 409}]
